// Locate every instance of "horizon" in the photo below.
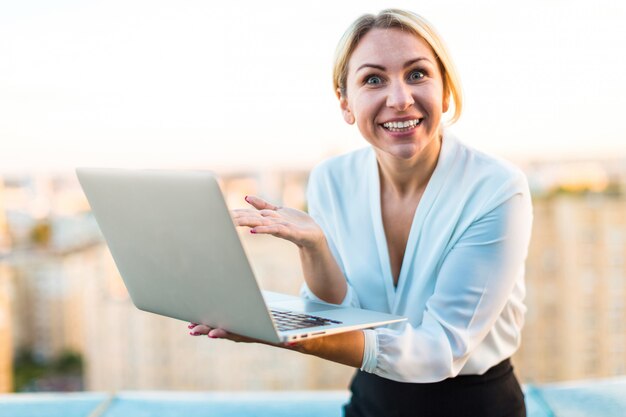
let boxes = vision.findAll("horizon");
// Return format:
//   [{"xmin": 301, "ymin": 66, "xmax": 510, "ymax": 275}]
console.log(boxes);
[
  {"xmin": 1, "ymin": 146, "xmax": 626, "ymax": 178},
  {"xmin": 1, "ymin": 151, "xmax": 626, "ymax": 178}
]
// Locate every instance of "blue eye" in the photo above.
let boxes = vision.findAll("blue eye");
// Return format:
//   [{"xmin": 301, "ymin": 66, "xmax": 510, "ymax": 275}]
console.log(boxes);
[
  {"xmin": 409, "ymin": 70, "xmax": 425, "ymax": 81},
  {"xmin": 366, "ymin": 75, "xmax": 382, "ymax": 85}
]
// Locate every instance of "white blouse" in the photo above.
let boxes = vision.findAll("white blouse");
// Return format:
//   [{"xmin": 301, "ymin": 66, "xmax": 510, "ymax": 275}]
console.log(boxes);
[{"xmin": 301, "ymin": 131, "xmax": 533, "ymax": 383}]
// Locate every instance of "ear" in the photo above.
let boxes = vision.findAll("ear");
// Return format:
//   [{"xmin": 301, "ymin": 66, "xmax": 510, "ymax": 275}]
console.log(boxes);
[
  {"xmin": 337, "ymin": 88, "xmax": 355, "ymax": 125},
  {"xmin": 442, "ymin": 88, "xmax": 450, "ymax": 114}
]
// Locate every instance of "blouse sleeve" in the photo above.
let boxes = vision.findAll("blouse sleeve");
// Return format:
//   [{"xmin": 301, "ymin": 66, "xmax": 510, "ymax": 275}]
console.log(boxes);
[
  {"xmin": 371, "ymin": 177, "xmax": 532, "ymax": 382},
  {"xmin": 299, "ymin": 165, "xmax": 362, "ymax": 308}
]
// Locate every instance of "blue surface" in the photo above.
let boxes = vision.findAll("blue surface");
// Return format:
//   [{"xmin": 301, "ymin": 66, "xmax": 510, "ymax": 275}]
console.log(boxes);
[
  {"xmin": 0, "ymin": 392, "xmax": 107, "ymax": 417},
  {"xmin": 524, "ymin": 387, "xmax": 555, "ymax": 417},
  {"xmin": 538, "ymin": 379, "xmax": 626, "ymax": 417},
  {"xmin": 1, "ymin": 378, "xmax": 626, "ymax": 417},
  {"xmin": 103, "ymin": 392, "xmax": 348, "ymax": 417}
]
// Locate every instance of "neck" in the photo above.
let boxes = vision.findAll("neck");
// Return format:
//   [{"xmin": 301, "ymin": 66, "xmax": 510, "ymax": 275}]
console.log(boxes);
[{"xmin": 376, "ymin": 133, "xmax": 442, "ymax": 199}]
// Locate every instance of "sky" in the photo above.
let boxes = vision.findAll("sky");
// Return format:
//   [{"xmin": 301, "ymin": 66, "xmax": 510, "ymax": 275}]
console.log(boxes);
[{"xmin": 1, "ymin": 0, "xmax": 625, "ymax": 174}]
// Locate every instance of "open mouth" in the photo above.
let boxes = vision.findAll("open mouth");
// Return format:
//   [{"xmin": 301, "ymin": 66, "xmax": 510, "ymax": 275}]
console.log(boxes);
[{"xmin": 382, "ymin": 119, "xmax": 421, "ymax": 132}]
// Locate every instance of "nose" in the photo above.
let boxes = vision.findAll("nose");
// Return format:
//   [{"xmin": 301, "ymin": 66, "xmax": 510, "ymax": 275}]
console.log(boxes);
[{"xmin": 386, "ymin": 81, "xmax": 415, "ymax": 111}]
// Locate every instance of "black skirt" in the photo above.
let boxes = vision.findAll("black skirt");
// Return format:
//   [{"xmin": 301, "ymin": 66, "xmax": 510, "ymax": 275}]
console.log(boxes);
[{"xmin": 343, "ymin": 359, "xmax": 526, "ymax": 417}]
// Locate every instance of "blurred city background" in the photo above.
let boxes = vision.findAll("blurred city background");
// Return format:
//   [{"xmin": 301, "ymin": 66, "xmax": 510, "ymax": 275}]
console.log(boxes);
[
  {"xmin": 1, "ymin": 0, "xmax": 625, "ymax": 400},
  {"xmin": 0, "ymin": 159, "xmax": 625, "ymax": 393}
]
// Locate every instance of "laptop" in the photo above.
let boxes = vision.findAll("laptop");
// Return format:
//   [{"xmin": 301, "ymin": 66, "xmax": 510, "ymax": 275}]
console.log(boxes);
[{"xmin": 76, "ymin": 168, "xmax": 406, "ymax": 344}]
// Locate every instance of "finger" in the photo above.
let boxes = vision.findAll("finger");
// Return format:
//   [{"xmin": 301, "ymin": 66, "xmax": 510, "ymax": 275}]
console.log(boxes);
[
  {"xmin": 233, "ymin": 215, "xmax": 274, "ymax": 228},
  {"xmin": 208, "ymin": 329, "xmax": 262, "ymax": 344},
  {"xmin": 189, "ymin": 324, "xmax": 212, "ymax": 336},
  {"xmin": 249, "ymin": 224, "xmax": 293, "ymax": 240},
  {"xmin": 188, "ymin": 322, "xmax": 199, "ymax": 329},
  {"xmin": 231, "ymin": 208, "xmax": 260, "ymax": 218},
  {"xmin": 207, "ymin": 328, "xmax": 230, "ymax": 339},
  {"xmin": 245, "ymin": 195, "xmax": 279, "ymax": 211},
  {"xmin": 231, "ymin": 210, "xmax": 262, "ymax": 223},
  {"xmin": 259, "ymin": 209, "xmax": 281, "ymax": 218}
]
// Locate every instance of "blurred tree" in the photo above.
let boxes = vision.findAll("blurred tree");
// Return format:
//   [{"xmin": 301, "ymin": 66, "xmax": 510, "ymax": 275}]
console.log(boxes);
[
  {"xmin": 13, "ymin": 349, "xmax": 83, "ymax": 392},
  {"xmin": 29, "ymin": 220, "xmax": 52, "ymax": 247},
  {"xmin": 12, "ymin": 349, "xmax": 46, "ymax": 392},
  {"xmin": 53, "ymin": 350, "xmax": 83, "ymax": 374}
]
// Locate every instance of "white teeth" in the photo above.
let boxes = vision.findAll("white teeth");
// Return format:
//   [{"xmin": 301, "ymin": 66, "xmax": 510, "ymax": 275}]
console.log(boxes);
[{"xmin": 383, "ymin": 119, "xmax": 421, "ymax": 130}]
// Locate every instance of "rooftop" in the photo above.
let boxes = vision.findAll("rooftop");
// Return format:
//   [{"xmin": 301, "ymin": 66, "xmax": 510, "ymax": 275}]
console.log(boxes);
[{"xmin": 1, "ymin": 377, "xmax": 626, "ymax": 417}]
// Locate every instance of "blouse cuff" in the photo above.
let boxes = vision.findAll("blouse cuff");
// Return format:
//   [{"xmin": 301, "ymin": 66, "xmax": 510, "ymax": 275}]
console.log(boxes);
[{"xmin": 360, "ymin": 329, "xmax": 379, "ymax": 373}]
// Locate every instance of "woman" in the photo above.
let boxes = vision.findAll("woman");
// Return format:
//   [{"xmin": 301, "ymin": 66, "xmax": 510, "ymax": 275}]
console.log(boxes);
[{"xmin": 189, "ymin": 9, "xmax": 531, "ymax": 417}]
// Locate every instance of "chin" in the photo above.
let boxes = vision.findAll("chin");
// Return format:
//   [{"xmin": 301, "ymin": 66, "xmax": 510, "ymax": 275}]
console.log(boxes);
[{"xmin": 388, "ymin": 144, "xmax": 424, "ymax": 160}]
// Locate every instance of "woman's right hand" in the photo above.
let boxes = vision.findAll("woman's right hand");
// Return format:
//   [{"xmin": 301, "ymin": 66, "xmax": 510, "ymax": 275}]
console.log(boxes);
[
  {"xmin": 231, "ymin": 195, "xmax": 325, "ymax": 249},
  {"xmin": 234, "ymin": 196, "xmax": 348, "ymax": 305}
]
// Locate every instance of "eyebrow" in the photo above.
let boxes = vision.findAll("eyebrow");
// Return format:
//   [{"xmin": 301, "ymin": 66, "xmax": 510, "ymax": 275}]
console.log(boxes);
[{"xmin": 356, "ymin": 57, "xmax": 432, "ymax": 73}]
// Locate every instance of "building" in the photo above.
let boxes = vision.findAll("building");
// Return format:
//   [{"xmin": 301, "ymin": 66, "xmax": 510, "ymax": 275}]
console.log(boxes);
[
  {"xmin": 0, "ymin": 179, "xmax": 11, "ymax": 253},
  {"xmin": 0, "ymin": 263, "xmax": 13, "ymax": 392},
  {"xmin": 9, "ymin": 242, "xmax": 104, "ymax": 363},
  {"xmin": 0, "ymin": 178, "xmax": 14, "ymax": 392},
  {"xmin": 514, "ymin": 193, "xmax": 626, "ymax": 382},
  {"xmin": 2, "ymin": 173, "xmax": 106, "ymax": 365}
]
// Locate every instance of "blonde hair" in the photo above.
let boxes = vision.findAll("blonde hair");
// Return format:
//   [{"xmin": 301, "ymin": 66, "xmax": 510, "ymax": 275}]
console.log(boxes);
[{"xmin": 333, "ymin": 9, "xmax": 463, "ymax": 125}]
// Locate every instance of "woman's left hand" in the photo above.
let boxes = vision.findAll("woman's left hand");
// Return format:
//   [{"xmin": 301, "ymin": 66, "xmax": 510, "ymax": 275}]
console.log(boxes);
[
  {"xmin": 187, "ymin": 323, "xmax": 297, "ymax": 348},
  {"xmin": 187, "ymin": 322, "xmax": 364, "ymax": 368},
  {"xmin": 188, "ymin": 323, "xmax": 263, "ymax": 343}
]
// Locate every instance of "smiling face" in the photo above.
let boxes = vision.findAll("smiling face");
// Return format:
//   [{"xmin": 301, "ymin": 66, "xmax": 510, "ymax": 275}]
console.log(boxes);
[{"xmin": 339, "ymin": 28, "xmax": 450, "ymax": 163}]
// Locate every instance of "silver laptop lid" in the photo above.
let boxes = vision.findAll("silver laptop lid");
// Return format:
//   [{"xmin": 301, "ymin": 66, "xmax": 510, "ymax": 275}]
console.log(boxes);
[{"xmin": 76, "ymin": 168, "xmax": 281, "ymax": 343}]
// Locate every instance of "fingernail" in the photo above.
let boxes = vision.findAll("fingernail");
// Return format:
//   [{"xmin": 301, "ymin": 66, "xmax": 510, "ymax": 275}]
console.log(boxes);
[
  {"xmin": 188, "ymin": 324, "xmax": 194, "ymax": 329},
  {"xmin": 190, "ymin": 331, "xmax": 198, "ymax": 335},
  {"xmin": 250, "ymin": 229, "xmax": 256, "ymax": 234},
  {"xmin": 244, "ymin": 195, "xmax": 250, "ymax": 203}
]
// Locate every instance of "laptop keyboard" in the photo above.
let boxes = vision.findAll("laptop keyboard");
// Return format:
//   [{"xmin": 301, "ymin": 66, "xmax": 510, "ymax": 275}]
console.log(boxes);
[{"xmin": 270, "ymin": 310, "xmax": 342, "ymax": 331}]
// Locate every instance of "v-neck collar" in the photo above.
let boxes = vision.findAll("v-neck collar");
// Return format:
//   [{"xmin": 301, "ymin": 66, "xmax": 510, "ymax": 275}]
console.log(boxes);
[{"xmin": 367, "ymin": 132, "xmax": 459, "ymax": 313}]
